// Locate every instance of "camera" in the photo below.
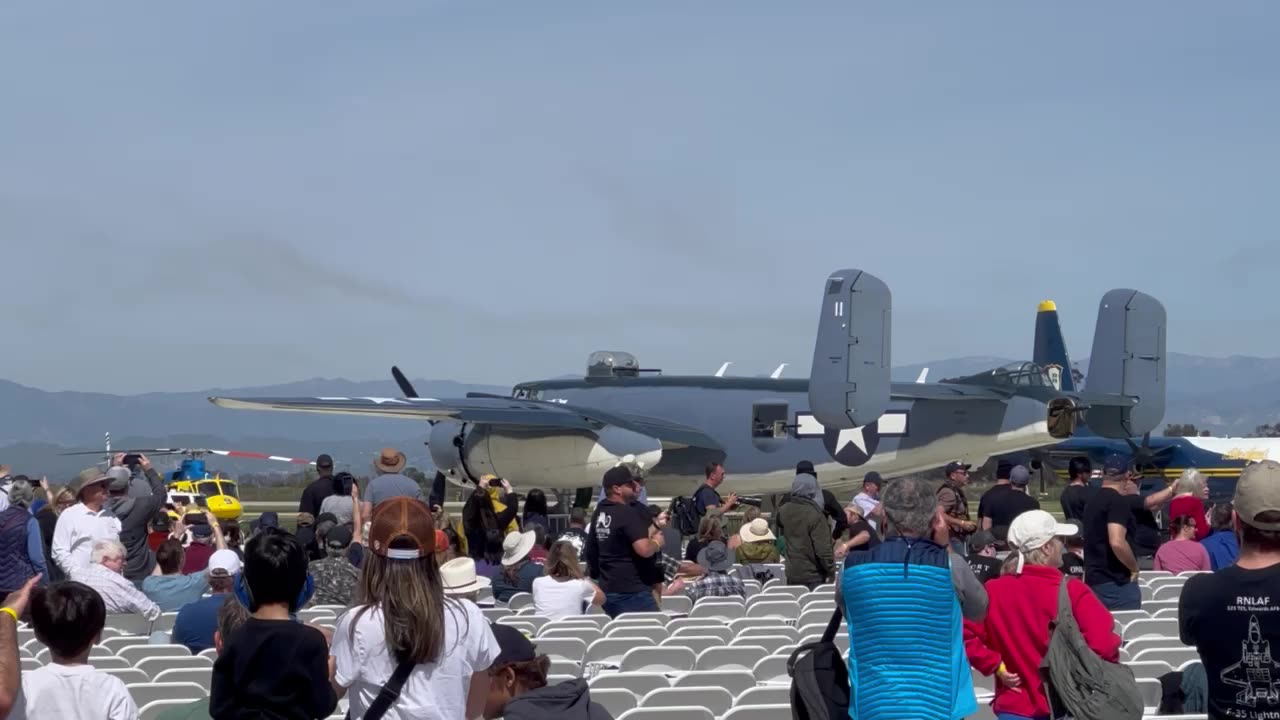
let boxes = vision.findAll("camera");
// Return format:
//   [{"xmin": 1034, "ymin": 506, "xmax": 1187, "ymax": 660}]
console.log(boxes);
[
  {"xmin": 122, "ymin": 453, "xmax": 142, "ymax": 468},
  {"xmin": 736, "ymin": 495, "xmax": 763, "ymax": 508}
]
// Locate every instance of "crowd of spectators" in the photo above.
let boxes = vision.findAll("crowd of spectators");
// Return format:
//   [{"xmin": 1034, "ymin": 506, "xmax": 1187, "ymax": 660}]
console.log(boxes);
[{"xmin": 0, "ymin": 445, "xmax": 1271, "ymax": 719}]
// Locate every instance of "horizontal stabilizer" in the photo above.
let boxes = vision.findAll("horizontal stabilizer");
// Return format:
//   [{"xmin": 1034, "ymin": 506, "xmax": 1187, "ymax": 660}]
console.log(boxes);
[
  {"xmin": 808, "ymin": 268, "xmax": 891, "ymax": 429},
  {"xmin": 1083, "ymin": 289, "xmax": 1166, "ymax": 437}
]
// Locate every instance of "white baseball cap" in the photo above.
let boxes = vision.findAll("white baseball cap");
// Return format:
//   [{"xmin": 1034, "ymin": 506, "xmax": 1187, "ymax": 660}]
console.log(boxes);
[
  {"xmin": 207, "ymin": 549, "xmax": 242, "ymax": 578},
  {"xmin": 1007, "ymin": 510, "xmax": 1078, "ymax": 551},
  {"xmin": 1007, "ymin": 510, "xmax": 1078, "ymax": 574}
]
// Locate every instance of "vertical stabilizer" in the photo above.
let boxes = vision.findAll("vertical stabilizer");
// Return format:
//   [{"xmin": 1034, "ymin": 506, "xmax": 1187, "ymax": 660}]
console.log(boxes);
[
  {"xmin": 808, "ymin": 269, "xmax": 891, "ymax": 429},
  {"xmin": 1084, "ymin": 289, "xmax": 1166, "ymax": 437},
  {"xmin": 1033, "ymin": 300, "xmax": 1075, "ymax": 392}
]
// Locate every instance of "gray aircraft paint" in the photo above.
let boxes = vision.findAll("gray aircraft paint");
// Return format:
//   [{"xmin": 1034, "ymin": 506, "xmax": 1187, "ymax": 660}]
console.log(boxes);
[{"xmin": 209, "ymin": 269, "xmax": 1167, "ymax": 498}]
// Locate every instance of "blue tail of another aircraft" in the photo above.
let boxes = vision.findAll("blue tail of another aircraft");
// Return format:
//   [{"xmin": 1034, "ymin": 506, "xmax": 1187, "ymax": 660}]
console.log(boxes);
[
  {"xmin": 1033, "ymin": 300, "xmax": 1076, "ymax": 392},
  {"xmin": 1033, "ymin": 299, "xmax": 1099, "ymax": 438}
]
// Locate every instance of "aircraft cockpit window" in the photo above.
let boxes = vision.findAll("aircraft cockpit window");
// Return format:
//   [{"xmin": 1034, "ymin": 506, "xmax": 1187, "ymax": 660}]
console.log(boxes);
[
  {"xmin": 195, "ymin": 481, "xmax": 221, "ymax": 497},
  {"xmin": 512, "ymin": 387, "xmax": 541, "ymax": 400},
  {"xmin": 990, "ymin": 362, "xmax": 1049, "ymax": 387},
  {"xmin": 219, "ymin": 482, "xmax": 239, "ymax": 499}
]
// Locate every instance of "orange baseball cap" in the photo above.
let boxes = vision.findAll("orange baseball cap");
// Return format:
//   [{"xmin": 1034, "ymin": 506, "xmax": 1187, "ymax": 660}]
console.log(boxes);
[{"xmin": 368, "ymin": 497, "xmax": 435, "ymax": 559}]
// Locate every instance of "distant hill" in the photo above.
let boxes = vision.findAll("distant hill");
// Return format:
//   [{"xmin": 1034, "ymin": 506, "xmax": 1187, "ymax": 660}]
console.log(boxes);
[{"xmin": 5, "ymin": 352, "xmax": 1280, "ymax": 477}]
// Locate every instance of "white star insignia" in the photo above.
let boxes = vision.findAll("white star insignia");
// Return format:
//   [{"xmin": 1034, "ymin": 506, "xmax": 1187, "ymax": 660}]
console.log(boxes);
[{"xmin": 836, "ymin": 426, "xmax": 869, "ymax": 455}]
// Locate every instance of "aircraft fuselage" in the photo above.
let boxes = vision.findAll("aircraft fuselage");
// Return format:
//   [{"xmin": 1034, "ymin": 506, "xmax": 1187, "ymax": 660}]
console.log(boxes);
[{"xmin": 429, "ymin": 375, "xmax": 1057, "ymax": 496}]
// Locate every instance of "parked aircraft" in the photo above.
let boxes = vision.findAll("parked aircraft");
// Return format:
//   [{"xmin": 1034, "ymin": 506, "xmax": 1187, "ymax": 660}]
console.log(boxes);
[
  {"xmin": 1009, "ymin": 299, "xmax": 1280, "ymax": 501},
  {"xmin": 209, "ymin": 268, "xmax": 1167, "ymax": 496}
]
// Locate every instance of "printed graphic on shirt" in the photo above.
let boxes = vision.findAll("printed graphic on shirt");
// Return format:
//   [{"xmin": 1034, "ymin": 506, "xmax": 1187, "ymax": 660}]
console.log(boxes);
[
  {"xmin": 594, "ymin": 512, "xmax": 612, "ymax": 540},
  {"xmin": 557, "ymin": 530, "xmax": 586, "ymax": 557},
  {"xmin": 1221, "ymin": 613, "xmax": 1280, "ymax": 709}
]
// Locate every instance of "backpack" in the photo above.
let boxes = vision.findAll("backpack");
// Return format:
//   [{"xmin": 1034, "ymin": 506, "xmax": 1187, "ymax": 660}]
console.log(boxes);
[
  {"xmin": 787, "ymin": 605, "xmax": 849, "ymax": 720},
  {"xmin": 1040, "ymin": 576, "xmax": 1144, "ymax": 720},
  {"xmin": 669, "ymin": 496, "xmax": 700, "ymax": 536}
]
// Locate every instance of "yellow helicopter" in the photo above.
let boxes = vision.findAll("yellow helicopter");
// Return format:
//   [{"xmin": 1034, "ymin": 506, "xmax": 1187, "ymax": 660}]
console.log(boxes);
[{"xmin": 62, "ymin": 442, "xmax": 314, "ymax": 522}]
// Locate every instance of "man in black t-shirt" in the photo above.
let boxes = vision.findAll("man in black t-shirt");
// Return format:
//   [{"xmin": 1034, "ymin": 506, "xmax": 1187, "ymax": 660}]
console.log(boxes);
[
  {"xmin": 1081, "ymin": 455, "xmax": 1174, "ymax": 610},
  {"xmin": 693, "ymin": 462, "xmax": 737, "ymax": 517},
  {"xmin": 979, "ymin": 465, "xmax": 1040, "ymax": 545},
  {"xmin": 1181, "ymin": 460, "xmax": 1280, "ymax": 719},
  {"xmin": 584, "ymin": 466, "xmax": 664, "ymax": 618},
  {"xmin": 1058, "ymin": 456, "xmax": 1096, "ymax": 524}
]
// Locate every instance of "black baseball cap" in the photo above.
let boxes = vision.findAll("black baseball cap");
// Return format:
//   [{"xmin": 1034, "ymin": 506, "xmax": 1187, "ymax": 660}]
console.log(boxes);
[
  {"xmin": 944, "ymin": 461, "xmax": 972, "ymax": 475},
  {"xmin": 316, "ymin": 454, "xmax": 333, "ymax": 469},
  {"xmin": 796, "ymin": 460, "xmax": 816, "ymax": 476},
  {"xmin": 325, "ymin": 524, "xmax": 354, "ymax": 549},
  {"xmin": 491, "ymin": 623, "xmax": 537, "ymax": 665},
  {"xmin": 602, "ymin": 466, "xmax": 634, "ymax": 488},
  {"xmin": 863, "ymin": 471, "xmax": 883, "ymax": 487}
]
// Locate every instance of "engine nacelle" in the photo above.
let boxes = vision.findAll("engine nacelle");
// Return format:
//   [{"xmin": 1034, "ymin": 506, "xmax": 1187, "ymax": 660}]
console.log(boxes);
[
  {"xmin": 428, "ymin": 421, "xmax": 663, "ymax": 489},
  {"xmin": 1047, "ymin": 397, "xmax": 1078, "ymax": 439}
]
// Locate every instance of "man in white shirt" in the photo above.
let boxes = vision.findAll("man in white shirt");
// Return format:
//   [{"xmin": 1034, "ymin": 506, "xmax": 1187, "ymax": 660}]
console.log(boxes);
[
  {"xmin": 852, "ymin": 472, "xmax": 885, "ymax": 531},
  {"xmin": 70, "ymin": 539, "xmax": 161, "ymax": 621},
  {"xmin": 51, "ymin": 470, "xmax": 122, "ymax": 576}
]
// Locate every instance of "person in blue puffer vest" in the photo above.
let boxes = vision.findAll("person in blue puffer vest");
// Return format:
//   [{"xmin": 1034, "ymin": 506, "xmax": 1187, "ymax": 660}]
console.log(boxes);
[{"xmin": 837, "ymin": 475, "xmax": 989, "ymax": 720}]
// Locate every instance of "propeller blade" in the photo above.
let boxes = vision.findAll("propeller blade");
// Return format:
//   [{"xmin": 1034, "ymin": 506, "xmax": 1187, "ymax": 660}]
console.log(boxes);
[{"xmin": 391, "ymin": 366, "xmax": 419, "ymax": 398}]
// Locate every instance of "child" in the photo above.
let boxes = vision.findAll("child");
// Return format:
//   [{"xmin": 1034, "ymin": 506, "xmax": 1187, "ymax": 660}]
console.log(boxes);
[
  {"xmin": 210, "ymin": 529, "xmax": 336, "ymax": 719},
  {"xmin": 1060, "ymin": 532, "xmax": 1086, "ymax": 580},
  {"xmin": 483, "ymin": 623, "xmax": 612, "ymax": 720},
  {"xmin": 13, "ymin": 580, "xmax": 137, "ymax": 719}
]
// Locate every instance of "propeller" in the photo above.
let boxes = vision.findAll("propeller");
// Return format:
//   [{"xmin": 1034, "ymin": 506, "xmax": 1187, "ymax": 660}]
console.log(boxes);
[
  {"xmin": 391, "ymin": 366, "xmax": 419, "ymax": 398},
  {"xmin": 1124, "ymin": 432, "xmax": 1177, "ymax": 472},
  {"xmin": 393, "ymin": 365, "xmax": 454, "ymax": 494}
]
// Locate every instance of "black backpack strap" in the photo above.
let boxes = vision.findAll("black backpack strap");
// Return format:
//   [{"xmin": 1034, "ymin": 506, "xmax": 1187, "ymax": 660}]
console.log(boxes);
[
  {"xmin": 787, "ymin": 605, "xmax": 846, "ymax": 678},
  {"xmin": 359, "ymin": 660, "xmax": 416, "ymax": 720},
  {"xmin": 821, "ymin": 604, "xmax": 844, "ymax": 644}
]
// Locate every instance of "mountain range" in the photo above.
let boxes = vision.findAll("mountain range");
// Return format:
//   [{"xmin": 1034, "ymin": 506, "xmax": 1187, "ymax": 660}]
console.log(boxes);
[{"xmin": 4, "ymin": 352, "xmax": 1278, "ymax": 478}]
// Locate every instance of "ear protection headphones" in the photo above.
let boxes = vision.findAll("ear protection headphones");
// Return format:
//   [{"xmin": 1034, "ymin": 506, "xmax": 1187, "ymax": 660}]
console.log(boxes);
[{"xmin": 234, "ymin": 571, "xmax": 315, "ymax": 614}]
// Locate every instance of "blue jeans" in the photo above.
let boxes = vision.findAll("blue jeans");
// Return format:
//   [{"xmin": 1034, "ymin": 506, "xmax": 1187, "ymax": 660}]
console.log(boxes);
[
  {"xmin": 1090, "ymin": 580, "xmax": 1141, "ymax": 611},
  {"xmin": 603, "ymin": 590, "xmax": 659, "ymax": 618}
]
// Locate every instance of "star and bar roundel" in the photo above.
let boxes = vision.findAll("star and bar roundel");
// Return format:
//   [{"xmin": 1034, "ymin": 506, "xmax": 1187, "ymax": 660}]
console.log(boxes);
[{"xmin": 794, "ymin": 410, "xmax": 910, "ymax": 466}]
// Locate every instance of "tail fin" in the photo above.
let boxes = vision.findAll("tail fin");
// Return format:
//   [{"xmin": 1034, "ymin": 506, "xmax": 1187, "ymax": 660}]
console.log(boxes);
[
  {"xmin": 1082, "ymin": 289, "xmax": 1167, "ymax": 438},
  {"xmin": 808, "ymin": 268, "xmax": 891, "ymax": 429},
  {"xmin": 1033, "ymin": 300, "xmax": 1076, "ymax": 392}
]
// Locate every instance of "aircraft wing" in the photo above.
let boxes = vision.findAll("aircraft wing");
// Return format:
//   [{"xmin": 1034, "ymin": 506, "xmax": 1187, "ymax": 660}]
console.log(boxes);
[
  {"xmin": 889, "ymin": 383, "xmax": 1012, "ymax": 401},
  {"xmin": 208, "ymin": 396, "xmax": 723, "ymax": 450}
]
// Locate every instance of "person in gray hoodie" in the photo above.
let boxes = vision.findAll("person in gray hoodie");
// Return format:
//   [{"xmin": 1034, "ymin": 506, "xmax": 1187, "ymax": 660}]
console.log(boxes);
[
  {"xmin": 104, "ymin": 457, "xmax": 168, "ymax": 583},
  {"xmin": 776, "ymin": 470, "xmax": 835, "ymax": 590},
  {"xmin": 484, "ymin": 623, "xmax": 613, "ymax": 720}
]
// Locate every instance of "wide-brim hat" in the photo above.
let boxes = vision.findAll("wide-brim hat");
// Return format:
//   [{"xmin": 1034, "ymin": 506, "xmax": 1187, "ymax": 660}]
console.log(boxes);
[
  {"xmin": 441, "ymin": 557, "xmax": 492, "ymax": 595},
  {"xmin": 501, "ymin": 530, "xmax": 537, "ymax": 566},
  {"xmin": 75, "ymin": 468, "xmax": 110, "ymax": 498},
  {"xmin": 373, "ymin": 447, "xmax": 407, "ymax": 474},
  {"xmin": 739, "ymin": 518, "xmax": 776, "ymax": 543}
]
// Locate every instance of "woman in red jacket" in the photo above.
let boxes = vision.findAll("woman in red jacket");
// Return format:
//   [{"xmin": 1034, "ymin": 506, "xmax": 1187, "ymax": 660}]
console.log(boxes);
[{"xmin": 964, "ymin": 509, "xmax": 1122, "ymax": 720}]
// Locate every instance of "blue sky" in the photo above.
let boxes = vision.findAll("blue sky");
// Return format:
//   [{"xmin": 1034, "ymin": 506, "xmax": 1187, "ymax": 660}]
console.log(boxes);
[{"xmin": 3, "ymin": 2, "xmax": 1277, "ymax": 393}]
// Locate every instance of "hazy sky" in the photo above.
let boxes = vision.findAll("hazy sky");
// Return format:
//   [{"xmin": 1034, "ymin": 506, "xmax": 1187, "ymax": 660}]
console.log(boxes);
[{"xmin": 3, "ymin": 2, "xmax": 1277, "ymax": 394}]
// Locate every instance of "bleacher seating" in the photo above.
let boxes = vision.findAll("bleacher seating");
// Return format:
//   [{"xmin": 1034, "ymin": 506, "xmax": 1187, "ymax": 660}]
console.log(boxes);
[{"xmin": 7, "ymin": 567, "xmax": 1209, "ymax": 720}]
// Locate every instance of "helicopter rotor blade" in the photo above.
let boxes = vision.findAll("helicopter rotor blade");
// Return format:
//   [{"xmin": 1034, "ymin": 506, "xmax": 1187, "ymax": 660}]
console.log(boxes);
[{"xmin": 201, "ymin": 449, "xmax": 315, "ymax": 465}]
